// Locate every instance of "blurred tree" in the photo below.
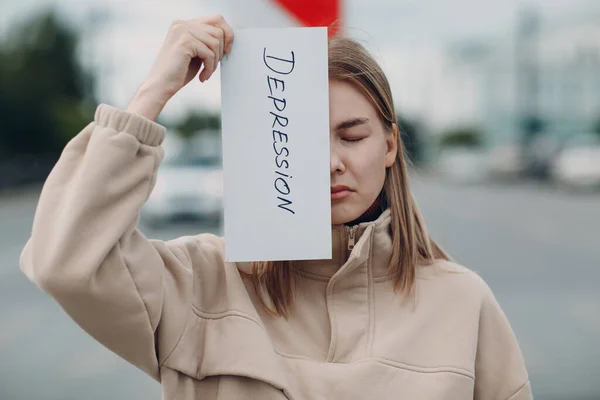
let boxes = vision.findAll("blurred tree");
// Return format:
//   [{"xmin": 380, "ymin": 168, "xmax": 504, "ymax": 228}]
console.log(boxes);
[
  {"xmin": 174, "ymin": 111, "xmax": 221, "ymax": 141},
  {"xmin": 0, "ymin": 9, "xmax": 95, "ymax": 160},
  {"xmin": 438, "ymin": 126, "xmax": 483, "ymax": 149}
]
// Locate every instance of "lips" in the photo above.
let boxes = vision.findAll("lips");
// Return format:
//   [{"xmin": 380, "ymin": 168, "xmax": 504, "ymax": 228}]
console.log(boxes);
[
  {"xmin": 331, "ymin": 185, "xmax": 351, "ymax": 193},
  {"xmin": 330, "ymin": 185, "xmax": 353, "ymax": 200}
]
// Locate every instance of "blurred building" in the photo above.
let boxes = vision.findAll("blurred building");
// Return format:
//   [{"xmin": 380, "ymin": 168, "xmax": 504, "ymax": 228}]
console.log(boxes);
[{"xmin": 442, "ymin": 6, "xmax": 600, "ymax": 151}]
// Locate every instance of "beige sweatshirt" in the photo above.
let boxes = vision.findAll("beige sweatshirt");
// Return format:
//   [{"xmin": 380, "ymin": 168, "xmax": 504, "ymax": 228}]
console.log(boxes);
[{"xmin": 20, "ymin": 104, "xmax": 532, "ymax": 400}]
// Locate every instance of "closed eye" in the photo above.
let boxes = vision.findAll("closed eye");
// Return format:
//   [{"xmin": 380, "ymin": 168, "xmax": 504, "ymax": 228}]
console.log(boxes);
[{"xmin": 342, "ymin": 137, "xmax": 364, "ymax": 143}]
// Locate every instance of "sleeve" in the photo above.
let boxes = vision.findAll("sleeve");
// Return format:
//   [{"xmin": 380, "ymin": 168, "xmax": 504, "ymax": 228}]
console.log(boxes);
[
  {"xmin": 19, "ymin": 104, "xmax": 192, "ymax": 382},
  {"xmin": 474, "ymin": 283, "xmax": 533, "ymax": 400}
]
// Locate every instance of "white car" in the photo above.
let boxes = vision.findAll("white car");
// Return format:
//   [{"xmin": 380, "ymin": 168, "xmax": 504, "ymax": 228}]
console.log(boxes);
[
  {"xmin": 437, "ymin": 147, "xmax": 489, "ymax": 183},
  {"xmin": 551, "ymin": 133, "xmax": 600, "ymax": 190},
  {"xmin": 141, "ymin": 153, "xmax": 223, "ymax": 227}
]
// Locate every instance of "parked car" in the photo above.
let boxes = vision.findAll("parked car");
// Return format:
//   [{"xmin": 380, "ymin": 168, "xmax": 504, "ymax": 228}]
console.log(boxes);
[
  {"xmin": 141, "ymin": 152, "xmax": 223, "ymax": 227},
  {"xmin": 437, "ymin": 147, "xmax": 488, "ymax": 183},
  {"xmin": 525, "ymin": 134, "xmax": 562, "ymax": 179},
  {"xmin": 486, "ymin": 144, "xmax": 526, "ymax": 180},
  {"xmin": 550, "ymin": 133, "xmax": 600, "ymax": 190}
]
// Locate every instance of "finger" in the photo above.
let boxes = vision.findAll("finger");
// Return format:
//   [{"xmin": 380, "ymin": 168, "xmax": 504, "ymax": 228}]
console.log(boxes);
[
  {"xmin": 216, "ymin": 19, "xmax": 234, "ymax": 54},
  {"xmin": 182, "ymin": 22, "xmax": 220, "ymax": 76},
  {"xmin": 200, "ymin": 24, "xmax": 224, "ymax": 61},
  {"xmin": 198, "ymin": 15, "xmax": 234, "ymax": 54},
  {"xmin": 187, "ymin": 28, "xmax": 220, "ymax": 67},
  {"xmin": 186, "ymin": 21, "xmax": 223, "ymax": 63},
  {"xmin": 190, "ymin": 40, "xmax": 215, "ymax": 82}
]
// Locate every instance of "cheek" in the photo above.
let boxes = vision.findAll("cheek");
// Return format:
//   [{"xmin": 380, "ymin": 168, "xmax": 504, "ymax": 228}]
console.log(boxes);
[{"xmin": 349, "ymin": 142, "xmax": 387, "ymax": 188}]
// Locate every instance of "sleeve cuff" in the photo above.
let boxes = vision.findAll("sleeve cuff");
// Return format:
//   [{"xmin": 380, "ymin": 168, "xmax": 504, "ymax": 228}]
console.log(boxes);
[{"xmin": 94, "ymin": 103, "xmax": 166, "ymax": 147}]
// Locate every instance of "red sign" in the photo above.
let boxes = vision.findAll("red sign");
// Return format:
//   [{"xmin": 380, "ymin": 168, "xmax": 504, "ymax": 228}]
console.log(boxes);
[{"xmin": 271, "ymin": 0, "xmax": 341, "ymax": 37}]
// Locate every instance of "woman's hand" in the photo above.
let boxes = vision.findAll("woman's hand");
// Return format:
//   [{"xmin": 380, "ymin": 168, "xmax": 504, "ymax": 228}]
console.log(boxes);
[{"xmin": 127, "ymin": 15, "xmax": 234, "ymax": 120}]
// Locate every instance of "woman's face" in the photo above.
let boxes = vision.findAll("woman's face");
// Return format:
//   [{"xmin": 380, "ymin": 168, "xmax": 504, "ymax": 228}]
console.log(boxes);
[{"xmin": 329, "ymin": 80, "xmax": 398, "ymax": 225}]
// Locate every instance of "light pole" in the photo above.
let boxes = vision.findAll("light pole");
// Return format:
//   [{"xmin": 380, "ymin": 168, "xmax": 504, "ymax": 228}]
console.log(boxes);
[{"xmin": 515, "ymin": 6, "xmax": 543, "ymax": 178}]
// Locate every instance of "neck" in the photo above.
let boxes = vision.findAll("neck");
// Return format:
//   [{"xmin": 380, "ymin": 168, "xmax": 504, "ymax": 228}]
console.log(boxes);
[{"xmin": 346, "ymin": 193, "xmax": 384, "ymax": 226}]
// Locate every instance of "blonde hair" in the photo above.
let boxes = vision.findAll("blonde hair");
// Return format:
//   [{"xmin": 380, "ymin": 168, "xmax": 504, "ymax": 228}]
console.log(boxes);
[{"xmin": 251, "ymin": 37, "xmax": 451, "ymax": 317}]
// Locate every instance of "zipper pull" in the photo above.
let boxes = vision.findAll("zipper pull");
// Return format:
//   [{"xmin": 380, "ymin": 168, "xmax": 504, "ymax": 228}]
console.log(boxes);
[{"xmin": 348, "ymin": 225, "xmax": 357, "ymax": 251}]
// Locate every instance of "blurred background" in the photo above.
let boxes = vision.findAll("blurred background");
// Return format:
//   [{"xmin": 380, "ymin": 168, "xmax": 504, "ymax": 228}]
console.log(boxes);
[{"xmin": 1, "ymin": 0, "xmax": 599, "ymax": 399}]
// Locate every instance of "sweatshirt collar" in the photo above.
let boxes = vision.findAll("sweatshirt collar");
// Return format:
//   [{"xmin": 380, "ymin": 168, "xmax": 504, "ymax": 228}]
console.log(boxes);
[{"xmin": 293, "ymin": 209, "xmax": 393, "ymax": 279}]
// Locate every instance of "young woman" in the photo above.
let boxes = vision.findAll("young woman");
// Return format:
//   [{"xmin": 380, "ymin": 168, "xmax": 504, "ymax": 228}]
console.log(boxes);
[{"xmin": 20, "ymin": 15, "xmax": 532, "ymax": 400}]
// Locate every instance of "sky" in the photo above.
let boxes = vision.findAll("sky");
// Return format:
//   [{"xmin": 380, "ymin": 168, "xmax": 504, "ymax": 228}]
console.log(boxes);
[{"xmin": 0, "ymin": 0, "xmax": 597, "ymax": 124}]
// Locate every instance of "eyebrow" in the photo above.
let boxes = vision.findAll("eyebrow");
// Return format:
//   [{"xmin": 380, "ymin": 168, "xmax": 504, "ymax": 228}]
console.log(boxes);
[{"xmin": 335, "ymin": 117, "xmax": 369, "ymax": 131}]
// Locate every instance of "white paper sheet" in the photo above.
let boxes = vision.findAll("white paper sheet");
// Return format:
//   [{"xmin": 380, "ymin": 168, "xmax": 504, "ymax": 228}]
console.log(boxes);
[{"xmin": 220, "ymin": 27, "xmax": 331, "ymax": 262}]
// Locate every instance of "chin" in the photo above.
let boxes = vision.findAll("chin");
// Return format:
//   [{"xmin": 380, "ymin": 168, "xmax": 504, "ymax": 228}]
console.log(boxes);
[{"xmin": 331, "ymin": 205, "xmax": 362, "ymax": 225}]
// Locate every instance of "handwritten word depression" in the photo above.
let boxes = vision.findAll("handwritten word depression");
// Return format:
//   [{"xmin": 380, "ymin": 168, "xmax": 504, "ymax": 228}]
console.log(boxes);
[{"xmin": 264, "ymin": 47, "xmax": 296, "ymax": 215}]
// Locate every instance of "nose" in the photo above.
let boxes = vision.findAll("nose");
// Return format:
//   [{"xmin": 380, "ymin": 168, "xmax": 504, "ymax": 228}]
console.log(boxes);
[{"xmin": 330, "ymin": 144, "xmax": 345, "ymax": 174}]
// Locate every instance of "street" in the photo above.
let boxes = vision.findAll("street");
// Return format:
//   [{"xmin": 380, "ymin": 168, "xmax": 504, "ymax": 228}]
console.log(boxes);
[{"xmin": 1, "ymin": 176, "xmax": 599, "ymax": 400}]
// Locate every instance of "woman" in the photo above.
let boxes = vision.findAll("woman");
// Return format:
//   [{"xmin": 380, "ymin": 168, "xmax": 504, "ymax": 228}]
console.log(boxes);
[{"xmin": 20, "ymin": 15, "xmax": 532, "ymax": 400}]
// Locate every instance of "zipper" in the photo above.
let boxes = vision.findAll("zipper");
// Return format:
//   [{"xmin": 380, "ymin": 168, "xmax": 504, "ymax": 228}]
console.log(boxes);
[{"xmin": 347, "ymin": 225, "xmax": 357, "ymax": 251}]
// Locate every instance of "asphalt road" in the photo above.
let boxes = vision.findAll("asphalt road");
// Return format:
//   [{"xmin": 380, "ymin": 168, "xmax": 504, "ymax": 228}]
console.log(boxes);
[{"xmin": 1, "ymin": 176, "xmax": 598, "ymax": 400}]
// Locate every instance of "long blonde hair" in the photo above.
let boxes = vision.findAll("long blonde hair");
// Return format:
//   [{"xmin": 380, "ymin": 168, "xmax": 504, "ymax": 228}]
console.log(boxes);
[{"xmin": 252, "ymin": 37, "xmax": 451, "ymax": 317}]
